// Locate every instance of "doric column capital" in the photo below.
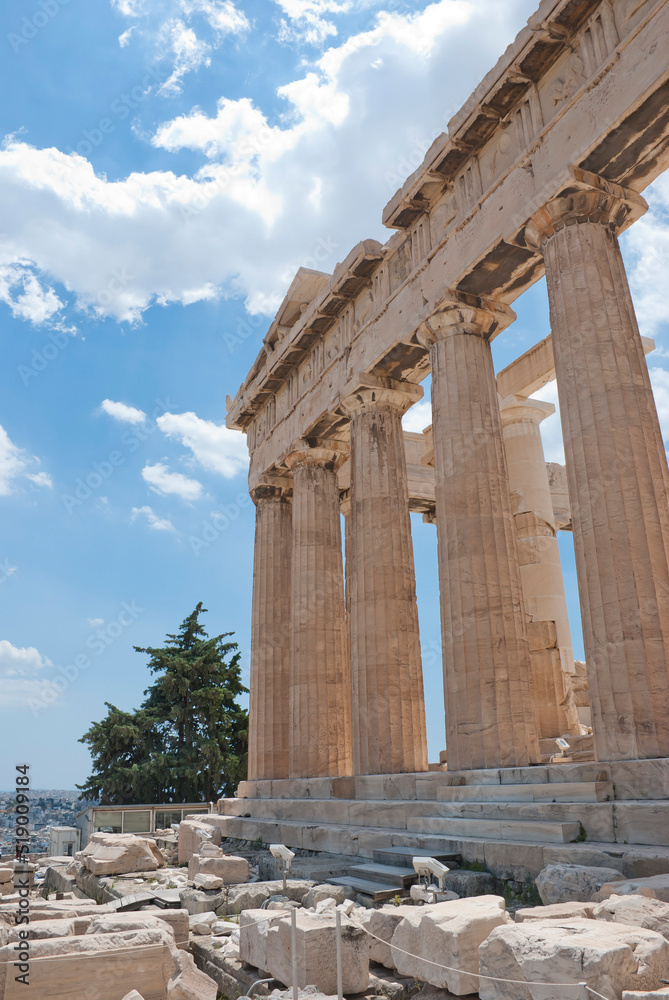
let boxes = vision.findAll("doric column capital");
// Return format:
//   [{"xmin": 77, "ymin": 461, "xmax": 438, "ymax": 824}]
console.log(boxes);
[
  {"xmin": 250, "ymin": 473, "xmax": 292, "ymax": 504},
  {"xmin": 417, "ymin": 292, "xmax": 515, "ymax": 348},
  {"xmin": 523, "ymin": 168, "xmax": 647, "ymax": 250},
  {"xmin": 284, "ymin": 437, "xmax": 349, "ymax": 472},
  {"xmin": 499, "ymin": 394, "xmax": 555, "ymax": 427},
  {"xmin": 340, "ymin": 373, "xmax": 423, "ymax": 418}
]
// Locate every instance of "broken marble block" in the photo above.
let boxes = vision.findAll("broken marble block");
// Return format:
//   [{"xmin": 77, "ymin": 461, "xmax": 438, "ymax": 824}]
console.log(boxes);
[
  {"xmin": 177, "ymin": 818, "xmax": 222, "ymax": 863},
  {"xmin": 76, "ymin": 832, "xmax": 166, "ymax": 876},
  {"xmin": 392, "ymin": 895, "xmax": 511, "ymax": 995},
  {"xmin": 479, "ymin": 918, "xmax": 669, "ymax": 1000},
  {"xmin": 187, "ymin": 853, "xmax": 249, "ymax": 884},
  {"xmin": 193, "ymin": 872, "xmax": 224, "ymax": 890},
  {"xmin": 515, "ymin": 901, "xmax": 596, "ymax": 922},
  {"xmin": 168, "ymin": 947, "xmax": 218, "ymax": 1000},
  {"xmin": 240, "ymin": 906, "xmax": 289, "ymax": 972},
  {"xmin": 265, "ymin": 909, "xmax": 369, "ymax": 995},
  {"xmin": 596, "ymin": 875, "xmax": 669, "ymax": 903},
  {"xmin": 535, "ymin": 864, "xmax": 623, "ymax": 905},
  {"xmin": 593, "ymin": 895, "xmax": 669, "ymax": 940}
]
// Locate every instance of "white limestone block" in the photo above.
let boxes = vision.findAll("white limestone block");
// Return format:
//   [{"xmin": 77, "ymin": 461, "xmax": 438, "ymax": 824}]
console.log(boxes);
[
  {"xmin": 77, "ymin": 832, "xmax": 166, "ymax": 876},
  {"xmin": 479, "ymin": 918, "xmax": 669, "ymax": 1000},
  {"xmin": 187, "ymin": 854, "xmax": 249, "ymax": 883},
  {"xmin": 391, "ymin": 895, "xmax": 512, "ymax": 994},
  {"xmin": 596, "ymin": 875, "xmax": 669, "ymax": 903},
  {"xmin": 240, "ymin": 907, "xmax": 287, "ymax": 972},
  {"xmin": 515, "ymin": 901, "xmax": 595, "ymax": 922},
  {"xmin": 266, "ymin": 910, "xmax": 369, "ymax": 995},
  {"xmin": 535, "ymin": 864, "xmax": 623, "ymax": 904},
  {"xmin": 594, "ymin": 895, "xmax": 669, "ymax": 940}
]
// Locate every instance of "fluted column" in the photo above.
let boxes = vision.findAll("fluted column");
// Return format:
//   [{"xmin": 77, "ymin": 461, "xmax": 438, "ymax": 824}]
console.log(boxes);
[
  {"xmin": 341, "ymin": 375, "xmax": 428, "ymax": 775},
  {"xmin": 285, "ymin": 440, "xmax": 352, "ymax": 778},
  {"xmin": 526, "ymin": 171, "xmax": 669, "ymax": 761},
  {"xmin": 500, "ymin": 395, "xmax": 580, "ymax": 738},
  {"xmin": 248, "ymin": 481, "xmax": 292, "ymax": 780},
  {"xmin": 419, "ymin": 296, "xmax": 539, "ymax": 771}
]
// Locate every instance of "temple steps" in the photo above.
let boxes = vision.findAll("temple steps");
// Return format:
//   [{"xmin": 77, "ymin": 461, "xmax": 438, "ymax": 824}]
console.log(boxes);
[
  {"xmin": 404, "ymin": 816, "xmax": 580, "ymax": 844},
  {"xmin": 436, "ymin": 780, "xmax": 612, "ymax": 802},
  {"xmin": 346, "ymin": 862, "xmax": 418, "ymax": 887}
]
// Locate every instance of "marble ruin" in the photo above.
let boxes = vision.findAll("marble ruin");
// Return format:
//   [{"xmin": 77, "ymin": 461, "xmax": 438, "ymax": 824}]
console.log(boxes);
[{"xmin": 226, "ymin": 0, "xmax": 669, "ymax": 785}]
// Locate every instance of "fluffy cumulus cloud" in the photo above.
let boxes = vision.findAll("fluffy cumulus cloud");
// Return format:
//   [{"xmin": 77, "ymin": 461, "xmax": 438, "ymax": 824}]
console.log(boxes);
[
  {"xmin": 156, "ymin": 411, "xmax": 248, "ymax": 477},
  {"xmin": 0, "ymin": 0, "xmax": 543, "ymax": 331},
  {"xmin": 101, "ymin": 399, "xmax": 148, "ymax": 424},
  {"xmin": 142, "ymin": 461, "xmax": 203, "ymax": 501},
  {"xmin": 0, "ymin": 425, "xmax": 52, "ymax": 497},
  {"xmin": 0, "ymin": 260, "xmax": 63, "ymax": 326},
  {"xmin": 131, "ymin": 504, "xmax": 176, "ymax": 531},
  {"xmin": 112, "ymin": 0, "xmax": 249, "ymax": 94},
  {"xmin": 0, "ymin": 639, "xmax": 54, "ymax": 708}
]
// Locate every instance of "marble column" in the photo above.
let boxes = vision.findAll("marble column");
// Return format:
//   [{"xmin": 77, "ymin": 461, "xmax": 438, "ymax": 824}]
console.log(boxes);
[
  {"xmin": 526, "ymin": 173, "xmax": 669, "ymax": 761},
  {"xmin": 341, "ymin": 376, "xmax": 428, "ymax": 775},
  {"xmin": 500, "ymin": 395, "xmax": 580, "ymax": 738},
  {"xmin": 285, "ymin": 440, "xmax": 352, "ymax": 778},
  {"xmin": 419, "ymin": 296, "xmax": 540, "ymax": 772},
  {"xmin": 248, "ymin": 481, "xmax": 292, "ymax": 780}
]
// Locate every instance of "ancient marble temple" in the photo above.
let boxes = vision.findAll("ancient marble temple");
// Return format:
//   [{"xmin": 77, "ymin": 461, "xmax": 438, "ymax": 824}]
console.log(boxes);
[{"xmin": 227, "ymin": 0, "xmax": 669, "ymax": 782}]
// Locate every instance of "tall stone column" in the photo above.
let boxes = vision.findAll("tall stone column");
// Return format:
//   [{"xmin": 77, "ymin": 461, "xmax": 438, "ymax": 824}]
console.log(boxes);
[
  {"xmin": 247, "ymin": 481, "xmax": 292, "ymax": 780},
  {"xmin": 499, "ymin": 395, "xmax": 580, "ymax": 738},
  {"xmin": 419, "ymin": 296, "xmax": 539, "ymax": 772},
  {"xmin": 525, "ymin": 171, "xmax": 669, "ymax": 761},
  {"xmin": 285, "ymin": 440, "xmax": 352, "ymax": 778},
  {"xmin": 341, "ymin": 375, "xmax": 428, "ymax": 775}
]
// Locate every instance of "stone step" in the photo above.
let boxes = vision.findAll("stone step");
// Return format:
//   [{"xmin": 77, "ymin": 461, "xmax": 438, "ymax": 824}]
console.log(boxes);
[
  {"xmin": 214, "ymin": 814, "xmax": 669, "ymax": 881},
  {"xmin": 347, "ymin": 863, "xmax": 418, "ymax": 887},
  {"xmin": 405, "ymin": 816, "xmax": 581, "ymax": 844},
  {"xmin": 372, "ymin": 846, "xmax": 462, "ymax": 868},
  {"xmin": 327, "ymin": 875, "xmax": 401, "ymax": 901},
  {"xmin": 437, "ymin": 781, "xmax": 612, "ymax": 803}
]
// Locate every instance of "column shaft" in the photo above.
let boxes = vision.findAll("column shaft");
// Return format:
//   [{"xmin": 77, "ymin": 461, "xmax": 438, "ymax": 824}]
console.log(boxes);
[
  {"xmin": 540, "ymin": 213, "xmax": 669, "ymax": 760},
  {"xmin": 500, "ymin": 396, "xmax": 580, "ymax": 738},
  {"xmin": 423, "ymin": 299, "xmax": 540, "ymax": 772},
  {"xmin": 288, "ymin": 444, "xmax": 352, "ymax": 778},
  {"xmin": 343, "ymin": 381, "xmax": 428, "ymax": 774},
  {"xmin": 248, "ymin": 486, "xmax": 292, "ymax": 780}
]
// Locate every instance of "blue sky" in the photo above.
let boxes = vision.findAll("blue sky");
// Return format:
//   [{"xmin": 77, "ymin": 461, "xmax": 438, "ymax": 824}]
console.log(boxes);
[{"xmin": 1, "ymin": 0, "xmax": 668, "ymax": 791}]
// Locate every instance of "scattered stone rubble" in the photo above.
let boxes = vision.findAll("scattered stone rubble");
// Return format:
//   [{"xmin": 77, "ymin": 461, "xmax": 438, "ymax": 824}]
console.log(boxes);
[{"xmin": 6, "ymin": 830, "xmax": 669, "ymax": 1000}]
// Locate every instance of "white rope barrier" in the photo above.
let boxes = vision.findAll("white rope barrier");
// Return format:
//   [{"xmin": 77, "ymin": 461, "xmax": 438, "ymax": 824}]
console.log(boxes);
[{"xmin": 0, "ymin": 901, "xmax": 615, "ymax": 1000}]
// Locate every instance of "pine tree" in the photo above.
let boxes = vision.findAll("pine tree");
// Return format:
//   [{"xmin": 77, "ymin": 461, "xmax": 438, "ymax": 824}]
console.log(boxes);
[{"xmin": 78, "ymin": 604, "xmax": 248, "ymax": 804}]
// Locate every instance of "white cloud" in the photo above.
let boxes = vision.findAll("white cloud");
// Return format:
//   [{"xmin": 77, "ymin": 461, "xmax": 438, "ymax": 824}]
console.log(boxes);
[
  {"xmin": 87, "ymin": 617, "xmax": 105, "ymax": 626},
  {"xmin": 142, "ymin": 461, "xmax": 203, "ymax": 501},
  {"xmin": 26, "ymin": 471, "xmax": 53, "ymax": 489},
  {"xmin": 276, "ymin": 0, "xmax": 352, "ymax": 45},
  {"xmin": 112, "ymin": 0, "xmax": 249, "ymax": 94},
  {"xmin": 131, "ymin": 504, "xmax": 176, "ymax": 531},
  {"xmin": 0, "ymin": 261, "xmax": 63, "ymax": 326},
  {"xmin": 156, "ymin": 411, "xmax": 248, "ymax": 477},
  {"xmin": 0, "ymin": 426, "xmax": 50, "ymax": 497},
  {"xmin": 530, "ymin": 380, "xmax": 565, "ymax": 465},
  {"xmin": 0, "ymin": 639, "xmax": 52, "ymax": 678},
  {"xmin": 1, "ymin": 0, "xmax": 542, "ymax": 324},
  {"xmin": 402, "ymin": 400, "xmax": 432, "ymax": 433},
  {"xmin": 101, "ymin": 398, "xmax": 147, "ymax": 424},
  {"xmin": 622, "ymin": 172, "xmax": 669, "ymax": 341}
]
